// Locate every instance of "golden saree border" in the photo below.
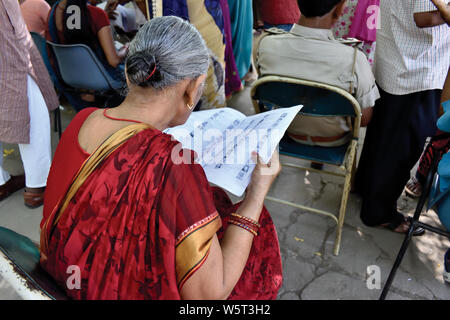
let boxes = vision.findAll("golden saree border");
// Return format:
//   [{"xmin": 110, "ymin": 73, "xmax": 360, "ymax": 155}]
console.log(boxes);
[
  {"xmin": 40, "ymin": 123, "xmax": 152, "ymax": 258},
  {"xmin": 176, "ymin": 212, "xmax": 222, "ymax": 289}
]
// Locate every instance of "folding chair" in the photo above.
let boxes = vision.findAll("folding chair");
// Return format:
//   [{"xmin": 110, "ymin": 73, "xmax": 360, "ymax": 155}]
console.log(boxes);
[
  {"xmin": 380, "ymin": 154, "xmax": 450, "ymax": 300},
  {"xmin": 30, "ymin": 32, "xmax": 62, "ymax": 138},
  {"xmin": 47, "ymin": 41, "xmax": 125, "ymax": 110},
  {"xmin": 251, "ymin": 75, "xmax": 362, "ymax": 256}
]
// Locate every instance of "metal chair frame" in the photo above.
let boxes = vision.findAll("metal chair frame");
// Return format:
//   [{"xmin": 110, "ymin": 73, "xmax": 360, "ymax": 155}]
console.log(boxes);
[
  {"xmin": 379, "ymin": 155, "xmax": 450, "ymax": 300},
  {"xmin": 251, "ymin": 76, "xmax": 362, "ymax": 256}
]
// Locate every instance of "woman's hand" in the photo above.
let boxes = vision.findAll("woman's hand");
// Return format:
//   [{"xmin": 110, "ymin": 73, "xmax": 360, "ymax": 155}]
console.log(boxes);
[{"xmin": 245, "ymin": 150, "xmax": 281, "ymax": 204}]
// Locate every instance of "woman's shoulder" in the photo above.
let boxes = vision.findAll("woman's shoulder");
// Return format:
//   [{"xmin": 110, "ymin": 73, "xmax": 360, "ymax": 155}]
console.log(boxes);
[
  {"xmin": 66, "ymin": 107, "xmax": 99, "ymax": 134},
  {"xmin": 87, "ymin": 4, "xmax": 110, "ymax": 30}
]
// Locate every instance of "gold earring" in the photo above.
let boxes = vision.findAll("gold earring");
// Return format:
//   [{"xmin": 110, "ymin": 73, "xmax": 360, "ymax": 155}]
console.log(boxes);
[{"xmin": 187, "ymin": 102, "xmax": 194, "ymax": 110}]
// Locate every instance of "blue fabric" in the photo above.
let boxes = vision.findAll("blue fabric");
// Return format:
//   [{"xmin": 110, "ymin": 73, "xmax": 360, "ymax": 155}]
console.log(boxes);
[
  {"xmin": 162, "ymin": 0, "xmax": 189, "ymax": 20},
  {"xmin": 160, "ymin": 0, "xmax": 225, "ymax": 43},
  {"xmin": 227, "ymin": 0, "xmax": 253, "ymax": 79},
  {"xmin": 279, "ymin": 137, "xmax": 349, "ymax": 166},
  {"xmin": 437, "ymin": 100, "xmax": 450, "ymax": 133},
  {"xmin": 439, "ymin": 152, "xmax": 450, "ymax": 192},
  {"xmin": 263, "ymin": 23, "xmax": 293, "ymax": 32},
  {"xmin": 437, "ymin": 100, "xmax": 450, "ymax": 192}
]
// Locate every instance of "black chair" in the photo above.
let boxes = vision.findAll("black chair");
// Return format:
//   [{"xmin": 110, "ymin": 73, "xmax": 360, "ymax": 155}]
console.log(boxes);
[{"xmin": 379, "ymin": 154, "xmax": 450, "ymax": 299}]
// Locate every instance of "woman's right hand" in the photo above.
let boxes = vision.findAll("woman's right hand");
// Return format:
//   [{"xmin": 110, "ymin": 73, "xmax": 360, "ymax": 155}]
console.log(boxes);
[{"xmin": 245, "ymin": 150, "xmax": 281, "ymax": 203}]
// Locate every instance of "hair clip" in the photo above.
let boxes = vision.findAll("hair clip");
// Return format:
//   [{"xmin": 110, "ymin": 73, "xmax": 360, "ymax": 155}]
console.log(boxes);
[{"xmin": 145, "ymin": 63, "xmax": 157, "ymax": 81}]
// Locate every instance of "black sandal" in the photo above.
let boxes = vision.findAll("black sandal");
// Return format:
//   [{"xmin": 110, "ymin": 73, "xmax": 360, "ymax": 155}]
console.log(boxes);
[{"xmin": 378, "ymin": 213, "xmax": 425, "ymax": 236}]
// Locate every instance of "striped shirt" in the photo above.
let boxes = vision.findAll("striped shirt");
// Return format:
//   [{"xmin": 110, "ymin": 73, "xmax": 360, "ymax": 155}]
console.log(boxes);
[
  {"xmin": 375, "ymin": 0, "xmax": 450, "ymax": 95},
  {"xmin": 0, "ymin": 0, "xmax": 58, "ymax": 144}
]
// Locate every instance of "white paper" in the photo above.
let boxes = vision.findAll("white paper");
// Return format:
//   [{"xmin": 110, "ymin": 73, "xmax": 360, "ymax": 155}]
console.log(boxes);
[{"xmin": 165, "ymin": 105, "xmax": 302, "ymax": 197}]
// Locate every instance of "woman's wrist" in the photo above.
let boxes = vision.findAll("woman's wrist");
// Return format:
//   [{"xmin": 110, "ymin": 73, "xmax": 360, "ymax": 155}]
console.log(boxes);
[{"xmin": 237, "ymin": 193, "xmax": 265, "ymax": 221}]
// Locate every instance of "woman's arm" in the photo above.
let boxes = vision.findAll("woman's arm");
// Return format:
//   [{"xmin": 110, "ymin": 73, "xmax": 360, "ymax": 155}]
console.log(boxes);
[
  {"xmin": 414, "ymin": 10, "xmax": 446, "ymax": 28},
  {"xmin": 180, "ymin": 152, "xmax": 281, "ymax": 300},
  {"xmin": 97, "ymin": 26, "xmax": 127, "ymax": 68}
]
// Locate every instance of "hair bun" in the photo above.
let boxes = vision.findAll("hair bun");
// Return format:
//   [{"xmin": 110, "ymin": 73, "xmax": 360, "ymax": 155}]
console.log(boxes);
[{"xmin": 125, "ymin": 51, "xmax": 163, "ymax": 87}]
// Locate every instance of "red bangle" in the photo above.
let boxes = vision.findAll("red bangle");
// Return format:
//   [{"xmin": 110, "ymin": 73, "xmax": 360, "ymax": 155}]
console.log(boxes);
[
  {"xmin": 230, "ymin": 213, "xmax": 261, "ymax": 228},
  {"xmin": 228, "ymin": 219, "xmax": 258, "ymax": 236}
]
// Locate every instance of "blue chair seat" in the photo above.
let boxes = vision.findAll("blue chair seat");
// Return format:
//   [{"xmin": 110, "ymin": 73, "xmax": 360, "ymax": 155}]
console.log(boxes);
[
  {"xmin": 0, "ymin": 227, "xmax": 68, "ymax": 300},
  {"xmin": 279, "ymin": 136, "xmax": 350, "ymax": 166}
]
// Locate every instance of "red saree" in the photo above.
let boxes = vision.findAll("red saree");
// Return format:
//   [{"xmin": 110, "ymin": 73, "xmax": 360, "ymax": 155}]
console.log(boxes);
[{"xmin": 40, "ymin": 110, "xmax": 282, "ymax": 300}]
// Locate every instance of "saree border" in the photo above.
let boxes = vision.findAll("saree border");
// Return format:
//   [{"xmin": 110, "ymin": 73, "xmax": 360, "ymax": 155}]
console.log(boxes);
[{"xmin": 175, "ymin": 212, "xmax": 221, "ymax": 289}]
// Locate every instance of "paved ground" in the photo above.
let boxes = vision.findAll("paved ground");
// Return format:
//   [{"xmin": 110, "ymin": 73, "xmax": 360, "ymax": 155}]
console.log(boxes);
[{"xmin": 0, "ymin": 85, "xmax": 449, "ymax": 300}]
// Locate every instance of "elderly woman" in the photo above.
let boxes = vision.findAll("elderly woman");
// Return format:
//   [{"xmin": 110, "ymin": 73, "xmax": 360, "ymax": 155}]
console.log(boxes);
[{"xmin": 40, "ymin": 16, "xmax": 282, "ymax": 300}]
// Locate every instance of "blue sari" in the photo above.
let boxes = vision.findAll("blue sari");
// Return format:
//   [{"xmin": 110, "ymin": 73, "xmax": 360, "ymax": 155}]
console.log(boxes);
[{"xmin": 227, "ymin": 0, "xmax": 253, "ymax": 80}]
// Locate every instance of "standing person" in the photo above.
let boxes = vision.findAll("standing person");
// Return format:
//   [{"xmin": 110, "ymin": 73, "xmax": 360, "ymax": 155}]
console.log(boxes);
[
  {"xmin": 0, "ymin": 0, "xmax": 59, "ymax": 208},
  {"xmin": 254, "ymin": 0, "xmax": 301, "ymax": 32},
  {"xmin": 355, "ymin": 0, "xmax": 450, "ymax": 234},
  {"xmin": 19, "ymin": 0, "xmax": 51, "ymax": 36}
]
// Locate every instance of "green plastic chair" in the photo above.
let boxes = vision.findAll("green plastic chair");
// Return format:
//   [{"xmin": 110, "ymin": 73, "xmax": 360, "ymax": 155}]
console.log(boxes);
[{"xmin": 0, "ymin": 226, "xmax": 68, "ymax": 299}]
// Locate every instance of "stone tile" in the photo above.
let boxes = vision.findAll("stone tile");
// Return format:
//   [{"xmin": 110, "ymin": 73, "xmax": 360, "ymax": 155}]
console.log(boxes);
[
  {"xmin": 300, "ymin": 272, "xmax": 379, "ymax": 300},
  {"xmin": 280, "ymin": 251, "xmax": 317, "ymax": 292}
]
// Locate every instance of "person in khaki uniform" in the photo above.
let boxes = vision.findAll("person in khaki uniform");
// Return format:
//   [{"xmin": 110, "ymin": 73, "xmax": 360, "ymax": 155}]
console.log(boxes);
[{"xmin": 255, "ymin": 0, "xmax": 380, "ymax": 147}]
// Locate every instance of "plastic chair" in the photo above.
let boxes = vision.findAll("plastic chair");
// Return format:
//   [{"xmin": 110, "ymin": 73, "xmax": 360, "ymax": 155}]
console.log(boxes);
[
  {"xmin": 251, "ymin": 75, "xmax": 362, "ymax": 256},
  {"xmin": 379, "ymin": 155, "xmax": 450, "ymax": 300},
  {"xmin": 30, "ymin": 32, "xmax": 62, "ymax": 138},
  {"xmin": 47, "ymin": 41, "xmax": 124, "ymax": 110},
  {"xmin": 47, "ymin": 41, "xmax": 123, "ymax": 92},
  {"xmin": 0, "ymin": 226, "xmax": 69, "ymax": 300}
]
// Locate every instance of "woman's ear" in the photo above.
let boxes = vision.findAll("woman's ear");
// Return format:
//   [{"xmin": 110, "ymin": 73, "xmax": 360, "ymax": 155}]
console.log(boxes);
[{"xmin": 184, "ymin": 74, "xmax": 207, "ymax": 107}]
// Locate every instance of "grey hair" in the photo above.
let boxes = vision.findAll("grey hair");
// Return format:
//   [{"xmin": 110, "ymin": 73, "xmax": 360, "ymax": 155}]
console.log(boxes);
[{"xmin": 125, "ymin": 16, "xmax": 210, "ymax": 90}]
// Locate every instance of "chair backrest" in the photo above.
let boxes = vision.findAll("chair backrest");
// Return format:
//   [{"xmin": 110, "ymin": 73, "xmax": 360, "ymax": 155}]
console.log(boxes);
[
  {"xmin": 251, "ymin": 76, "xmax": 362, "ymax": 136},
  {"xmin": 30, "ymin": 32, "xmax": 59, "ymax": 85},
  {"xmin": 47, "ymin": 42, "xmax": 122, "ymax": 92}
]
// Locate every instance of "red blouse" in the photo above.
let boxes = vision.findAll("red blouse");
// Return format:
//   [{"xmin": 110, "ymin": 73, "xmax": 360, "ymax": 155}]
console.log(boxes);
[
  {"xmin": 51, "ymin": 5, "xmax": 110, "ymax": 43},
  {"xmin": 258, "ymin": 0, "xmax": 301, "ymax": 25},
  {"xmin": 42, "ymin": 107, "xmax": 95, "ymax": 229}
]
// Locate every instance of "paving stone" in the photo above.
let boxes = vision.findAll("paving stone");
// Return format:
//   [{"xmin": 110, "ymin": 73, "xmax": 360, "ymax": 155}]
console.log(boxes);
[
  {"xmin": 300, "ymin": 272, "xmax": 379, "ymax": 300},
  {"xmin": 278, "ymin": 292, "xmax": 300, "ymax": 300},
  {"xmin": 281, "ymin": 252, "xmax": 317, "ymax": 292}
]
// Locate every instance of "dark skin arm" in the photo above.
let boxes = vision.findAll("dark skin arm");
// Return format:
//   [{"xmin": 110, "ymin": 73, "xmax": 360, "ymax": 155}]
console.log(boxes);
[
  {"xmin": 414, "ymin": 0, "xmax": 449, "ymax": 28},
  {"xmin": 414, "ymin": 10, "xmax": 446, "ymax": 27}
]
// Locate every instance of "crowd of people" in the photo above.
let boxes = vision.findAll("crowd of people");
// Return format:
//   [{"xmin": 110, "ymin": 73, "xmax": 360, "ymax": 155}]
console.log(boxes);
[{"xmin": 0, "ymin": 0, "xmax": 449, "ymax": 299}]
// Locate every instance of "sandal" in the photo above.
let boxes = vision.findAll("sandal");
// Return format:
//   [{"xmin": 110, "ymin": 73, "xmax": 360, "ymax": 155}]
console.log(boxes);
[
  {"xmin": 378, "ymin": 212, "xmax": 425, "ymax": 236},
  {"xmin": 405, "ymin": 176, "xmax": 422, "ymax": 198}
]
